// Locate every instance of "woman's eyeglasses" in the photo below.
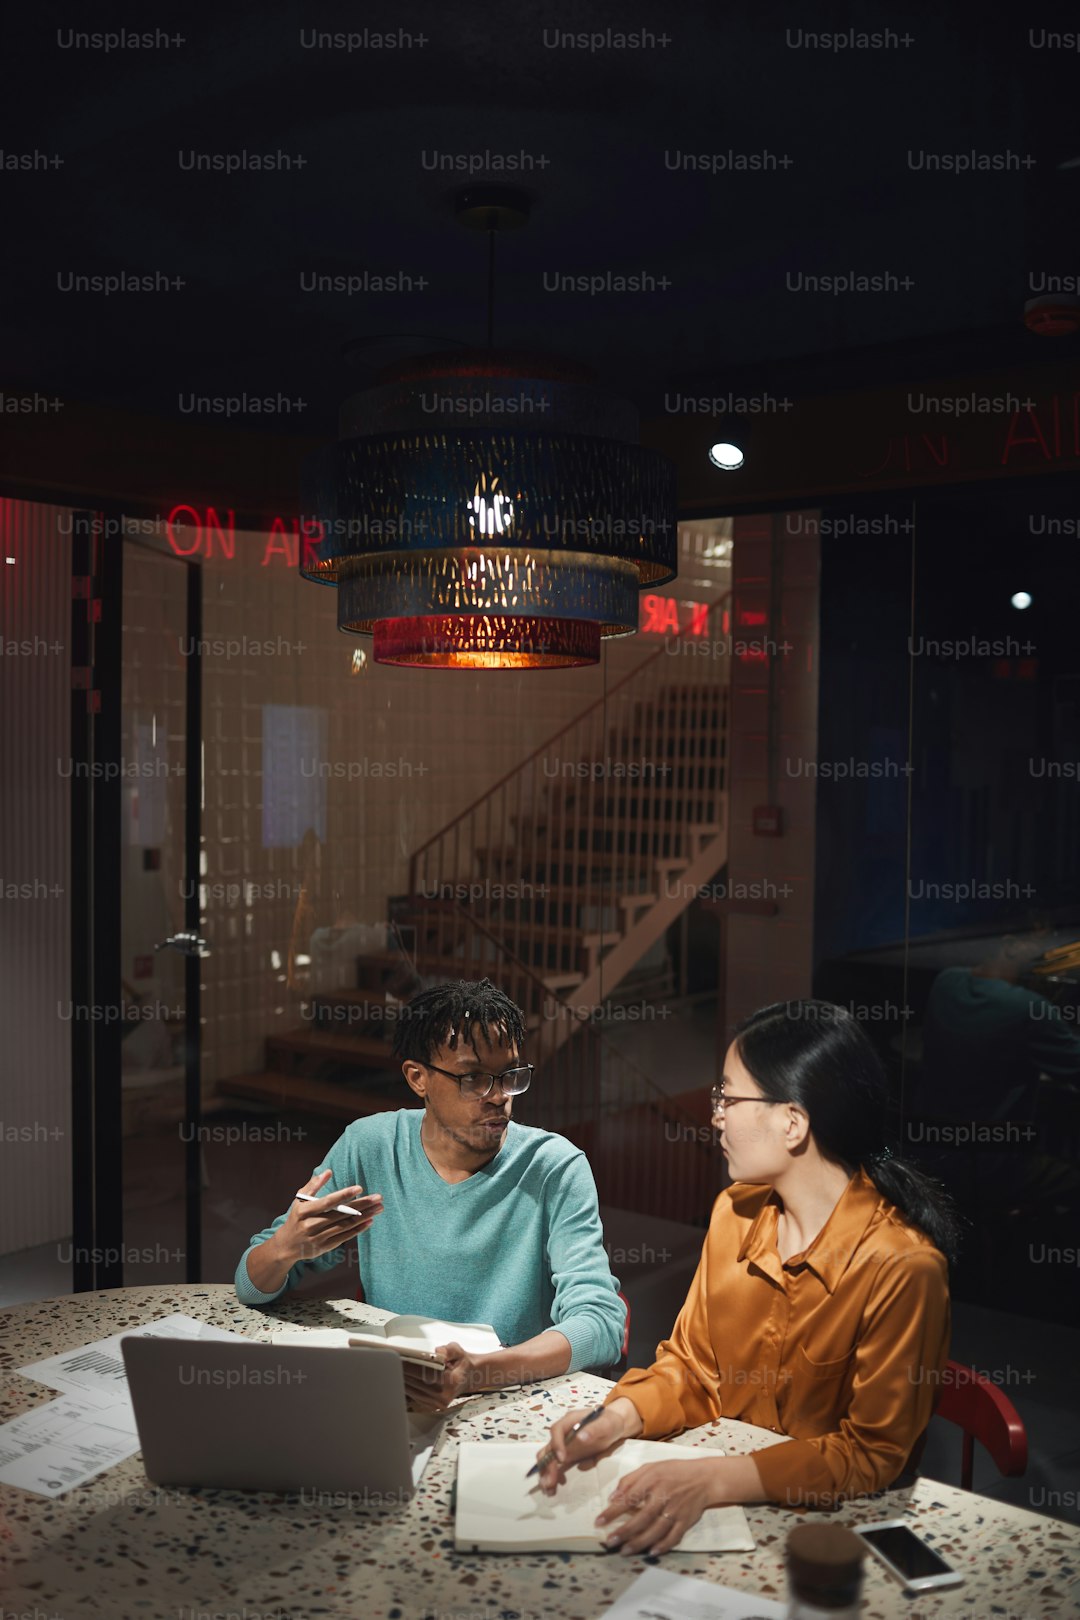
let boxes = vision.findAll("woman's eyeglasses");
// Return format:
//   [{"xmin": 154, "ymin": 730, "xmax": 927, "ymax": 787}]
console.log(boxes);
[
  {"xmin": 710, "ymin": 1084, "xmax": 785, "ymax": 1116},
  {"xmin": 424, "ymin": 1061, "xmax": 533, "ymax": 1099}
]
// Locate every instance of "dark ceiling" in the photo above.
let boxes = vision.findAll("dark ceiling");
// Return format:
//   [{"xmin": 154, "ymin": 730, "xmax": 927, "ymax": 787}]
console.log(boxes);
[{"xmin": 4, "ymin": 0, "xmax": 1079, "ymax": 436}]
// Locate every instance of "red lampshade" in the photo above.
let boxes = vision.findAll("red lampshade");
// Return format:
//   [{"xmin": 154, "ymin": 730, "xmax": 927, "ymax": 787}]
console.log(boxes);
[{"xmin": 372, "ymin": 614, "xmax": 601, "ymax": 669}]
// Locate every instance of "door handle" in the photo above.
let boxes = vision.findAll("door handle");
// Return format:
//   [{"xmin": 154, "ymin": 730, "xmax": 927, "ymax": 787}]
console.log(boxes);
[{"xmin": 155, "ymin": 931, "xmax": 211, "ymax": 958}]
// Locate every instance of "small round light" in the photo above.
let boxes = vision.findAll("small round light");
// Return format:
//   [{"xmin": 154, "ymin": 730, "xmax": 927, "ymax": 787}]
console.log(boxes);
[
  {"xmin": 1011, "ymin": 591, "xmax": 1033, "ymax": 610},
  {"xmin": 708, "ymin": 441, "xmax": 745, "ymax": 471}
]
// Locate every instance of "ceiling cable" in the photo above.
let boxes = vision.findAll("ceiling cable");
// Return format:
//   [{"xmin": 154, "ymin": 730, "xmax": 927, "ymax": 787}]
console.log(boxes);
[{"xmin": 486, "ymin": 217, "xmax": 497, "ymax": 347}]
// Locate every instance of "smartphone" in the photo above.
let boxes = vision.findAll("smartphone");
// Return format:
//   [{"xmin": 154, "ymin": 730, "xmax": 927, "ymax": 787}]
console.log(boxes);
[
  {"xmin": 855, "ymin": 1520, "xmax": 963, "ymax": 1593},
  {"xmin": 295, "ymin": 1191, "xmax": 383, "ymax": 1219}
]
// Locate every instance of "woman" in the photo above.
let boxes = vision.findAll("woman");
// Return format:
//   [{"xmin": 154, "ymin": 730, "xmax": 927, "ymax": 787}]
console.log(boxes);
[{"xmin": 534, "ymin": 1000, "xmax": 961, "ymax": 1556}]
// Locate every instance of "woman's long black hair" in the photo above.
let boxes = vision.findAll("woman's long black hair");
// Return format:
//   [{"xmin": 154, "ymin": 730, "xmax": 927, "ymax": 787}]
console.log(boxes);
[{"xmin": 733, "ymin": 999, "xmax": 965, "ymax": 1264}]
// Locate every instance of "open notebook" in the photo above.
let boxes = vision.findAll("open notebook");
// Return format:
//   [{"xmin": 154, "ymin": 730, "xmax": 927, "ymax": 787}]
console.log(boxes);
[
  {"xmin": 270, "ymin": 1316, "xmax": 501, "ymax": 1369},
  {"xmin": 455, "ymin": 1440, "xmax": 755, "ymax": 1554}
]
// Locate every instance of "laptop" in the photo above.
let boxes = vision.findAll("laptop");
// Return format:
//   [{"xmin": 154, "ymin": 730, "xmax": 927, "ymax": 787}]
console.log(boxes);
[{"xmin": 120, "ymin": 1335, "xmax": 442, "ymax": 1496}]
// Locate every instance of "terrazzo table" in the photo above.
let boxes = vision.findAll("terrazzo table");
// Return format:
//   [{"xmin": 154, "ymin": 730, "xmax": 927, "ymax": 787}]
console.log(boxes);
[{"xmin": 1, "ymin": 1285, "xmax": 1077, "ymax": 1620}]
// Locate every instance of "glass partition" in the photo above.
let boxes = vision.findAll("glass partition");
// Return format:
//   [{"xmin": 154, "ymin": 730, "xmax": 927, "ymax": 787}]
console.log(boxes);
[
  {"xmin": 9, "ymin": 485, "xmax": 1073, "ymax": 1331},
  {"xmin": 118, "ymin": 539, "xmax": 196, "ymax": 1284},
  {"xmin": 904, "ymin": 482, "xmax": 1080, "ymax": 1326}
]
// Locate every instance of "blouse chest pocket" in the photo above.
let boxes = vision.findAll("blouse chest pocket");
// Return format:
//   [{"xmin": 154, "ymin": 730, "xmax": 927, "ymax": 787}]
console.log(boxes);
[
  {"xmin": 795, "ymin": 1343, "xmax": 855, "ymax": 1382},
  {"xmin": 785, "ymin": 1343, "xmax": 857, "ymax": 1436}
]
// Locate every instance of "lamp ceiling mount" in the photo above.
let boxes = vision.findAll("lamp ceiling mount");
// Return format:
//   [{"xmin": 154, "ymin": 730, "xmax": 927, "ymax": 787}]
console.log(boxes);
[{"xmin": 455, "ymin": 185, "xmax": 532, "ymax": 232}]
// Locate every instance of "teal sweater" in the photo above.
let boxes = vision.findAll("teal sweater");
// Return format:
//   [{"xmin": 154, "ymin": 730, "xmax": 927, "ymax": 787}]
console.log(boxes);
[{"xmin": 235, "ymin": 1109, "xmax": 625, "ymax": 1373}]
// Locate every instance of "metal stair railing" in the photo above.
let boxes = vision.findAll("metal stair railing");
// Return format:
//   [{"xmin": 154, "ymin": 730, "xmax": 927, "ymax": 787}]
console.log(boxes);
[{"xmin": 405, "ymin": 591, "xmax": 732, "ymax": 1002}]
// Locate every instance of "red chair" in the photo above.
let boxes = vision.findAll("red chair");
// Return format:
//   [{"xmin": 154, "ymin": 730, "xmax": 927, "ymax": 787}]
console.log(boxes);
[{"xmin": 933, "ymin": 1359, "xmax": 1028, "ymax": 1491}]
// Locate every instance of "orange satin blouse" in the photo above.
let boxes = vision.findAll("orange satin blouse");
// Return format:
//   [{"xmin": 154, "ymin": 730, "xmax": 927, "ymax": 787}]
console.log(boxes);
[{"xmin": 607, "ymin": 1168, "xmax": 951, "ymax": 1507}]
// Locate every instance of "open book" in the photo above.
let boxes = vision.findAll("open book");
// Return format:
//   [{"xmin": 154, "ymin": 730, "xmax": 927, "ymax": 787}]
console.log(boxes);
[
  {"xmin": 455, "ymin": 1440, "xmax": 755, "ymax": 1554},
  {"xmin": 270, "ymin": 1316, "xmax": 501, "ymax": 1369}
]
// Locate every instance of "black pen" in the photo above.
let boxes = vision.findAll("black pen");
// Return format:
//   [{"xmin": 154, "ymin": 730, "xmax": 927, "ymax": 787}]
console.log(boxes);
[{"xmin": 527, "ymin": 1403, "xmax": 607, "ymax": 1478}]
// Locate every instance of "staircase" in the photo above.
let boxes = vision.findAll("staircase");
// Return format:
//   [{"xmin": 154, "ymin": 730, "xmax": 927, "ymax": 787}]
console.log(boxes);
[
  {"xmin": 217, "ymin": 593, "xmax": 732, "ymax": 1223},
  {"xmin": 215, "ymin": 941, "xmax": 420, "ymax": 1121},
  {"xmin": 401, "ymin": 602, "xmax": 730, "ymax": 1037}
]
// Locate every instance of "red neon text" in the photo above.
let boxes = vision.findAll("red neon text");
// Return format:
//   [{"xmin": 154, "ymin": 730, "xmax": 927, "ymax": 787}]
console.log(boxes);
[
  {"xmin": 640, "ymin": 595, "xmax": 709, "ymax": 636},
  {"xmin": 166, "ymin": 506, "xmax": 322, "ymax": 567}
]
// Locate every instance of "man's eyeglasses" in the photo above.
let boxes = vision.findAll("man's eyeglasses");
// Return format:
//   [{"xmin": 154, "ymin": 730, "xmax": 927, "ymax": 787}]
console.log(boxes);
[
  {"xmin": 710, "ymin": 1084, "xmax": 786, "ymax": 1116},
  {"xmin": 423, "ymin": 1061, "xmax": 533, "ymax": 1099}
]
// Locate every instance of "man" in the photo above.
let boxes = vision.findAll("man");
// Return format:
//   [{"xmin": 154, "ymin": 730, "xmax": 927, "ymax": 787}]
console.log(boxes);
[
  {"xmin": 920, "ymin": 928, "xmax": 1080, "ymax": 1121},
  {"xmin": 917, "ymin": 927, "xmax": 1080, "ymax": 1217},
  {"xmin": 235, "ymin": 977, "xmax": 625, "ymax": 1405}
]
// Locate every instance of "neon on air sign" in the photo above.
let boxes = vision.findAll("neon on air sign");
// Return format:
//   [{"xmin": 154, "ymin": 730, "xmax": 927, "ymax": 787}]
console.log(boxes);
[
  {"xmin": 165, "ymin": 505, "xmax": 321, "ymax": 567},
  {"xmin": 640, "ymin": 595, "xmax": 709, "ymax": 636}
]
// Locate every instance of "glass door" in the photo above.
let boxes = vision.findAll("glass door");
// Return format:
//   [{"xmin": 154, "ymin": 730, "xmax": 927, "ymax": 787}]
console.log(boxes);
[{"xmin": 117, "ymin": 538, "xmax": 203, "ymax": 1283}]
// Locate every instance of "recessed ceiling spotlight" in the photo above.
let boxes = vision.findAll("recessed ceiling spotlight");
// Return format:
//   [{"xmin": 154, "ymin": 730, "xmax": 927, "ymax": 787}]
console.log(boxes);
[{"xmin": 708, "ymin": 441, "xmax": 745, "ymax": 472}]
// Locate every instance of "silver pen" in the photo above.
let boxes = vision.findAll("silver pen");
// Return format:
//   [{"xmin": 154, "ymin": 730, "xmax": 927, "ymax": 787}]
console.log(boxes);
[{"xmin": 527, "ymin": 1403, "xmax": 607, "ymax": 1478}]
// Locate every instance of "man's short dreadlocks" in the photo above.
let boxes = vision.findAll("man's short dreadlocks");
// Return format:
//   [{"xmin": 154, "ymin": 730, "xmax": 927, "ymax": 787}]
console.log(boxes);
[{"xmin": 391, "ymin": 977, "xmax": 526, "ymax": 1066}]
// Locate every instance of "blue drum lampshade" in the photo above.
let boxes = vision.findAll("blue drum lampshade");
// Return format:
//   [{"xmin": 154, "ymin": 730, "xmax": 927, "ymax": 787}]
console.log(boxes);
[{"xmin": 300, "ymin": 351, "xmax": 677, "ymax": 668}]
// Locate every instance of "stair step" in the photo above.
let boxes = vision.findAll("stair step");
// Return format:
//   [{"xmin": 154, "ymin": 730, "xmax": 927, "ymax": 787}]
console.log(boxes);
[
  {"xmin": 473, "ymin": 859, "xmax": 687, "ymax": 892},
  {"xmin": 399, "ymin": 898, "xmax": 653, "ymax": 927},
  {"xmin": 354, "ymin": 948, "xmax": 416, "ymax": 969},
  {"xmin": 353, "ymin": 951, "xmax": 423, "ymax": 995},
  {"xmin": 215, "ymin": 1070, "xmax": 397, "ymax": 1121},
  {"xmin": 591, "ymin": 740, "xmax": 723, "ymax": 757},
  {"xmin": 308, "ymin": 996, "xmax": 405, "ymax": 1036},
  {"xmin": 526, "ymin": 886, "xmax": 655, "ymax": 908},
  {"xmin": 549, "ymin": 787, "xmax": 724, "ymax": 809},
  {"xmin": 409, "ymin": 903, "xmax": 633, "ymax": 932},
  {"xmin": 312, "ymin": 992, "xmax": 397, "ymax": 1015},
  {"xmin": 533, "ymin": 806, "xmax": 722, "ymax": 828},
  {"xmin": 476, "ymin": 849, "xmax": 660, "ymax": 873},
  {"xmin": 542, "ymin": 972, "xmax": 585, "ymax": 990},
  {"xmin": 517, "ymin": 815, "xmax": 711, "ymax": 834},
  {"xmin": 648, "ymin": 692, "xmax": 730, "ymax": 706},
  {"xmin": 615, "ymin": 719, "xmax": 725, "ymax": 737},
  {"xmin": 266, "ymin": 1029, "xmax": 396, "ymax": 1070},
  {"xmin": 399, "ymin": 913, "xmax": 585, "ymax": 948}
]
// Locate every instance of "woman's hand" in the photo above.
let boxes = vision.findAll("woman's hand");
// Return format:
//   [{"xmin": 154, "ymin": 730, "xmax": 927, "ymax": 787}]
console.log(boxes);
[
  {"xmin": 534, "ymin": 1397, "xmax": 643, "ymax": 1494},
  {"xmin": 596, "ymin": 1457, "xmax": 723, "ymax": 1556}
]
